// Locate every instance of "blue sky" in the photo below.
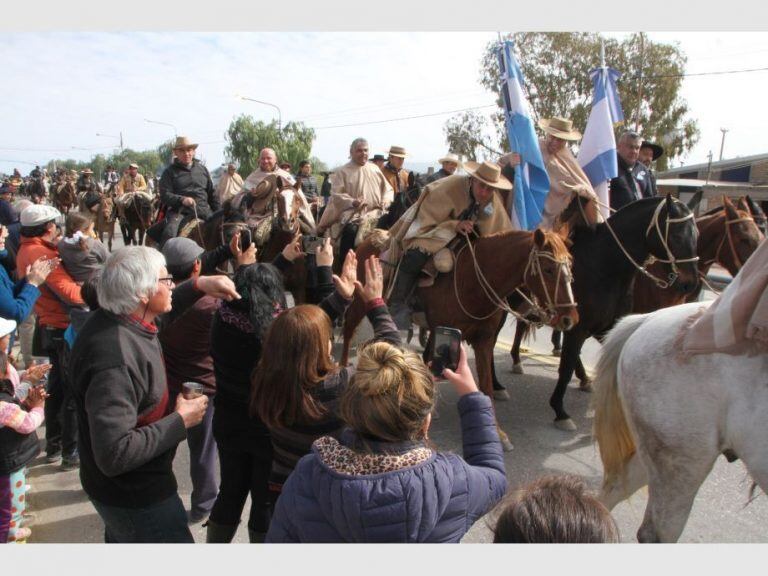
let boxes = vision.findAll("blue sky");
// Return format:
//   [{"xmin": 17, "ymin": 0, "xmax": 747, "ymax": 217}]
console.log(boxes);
[{"xmin": 2, "ymin": 31, "xmax": 768, "ymax": 175}]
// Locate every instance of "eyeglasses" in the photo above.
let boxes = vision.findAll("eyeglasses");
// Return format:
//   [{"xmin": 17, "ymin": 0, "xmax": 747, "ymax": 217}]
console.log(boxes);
[{"xmin": 158, "ymin": 276, "xmax": 175, "ymax": 287}]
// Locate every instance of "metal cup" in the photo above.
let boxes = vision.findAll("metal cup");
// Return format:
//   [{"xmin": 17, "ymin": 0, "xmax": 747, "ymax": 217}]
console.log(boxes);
[{"xmin": 182, "ymin": 382, "xmax": 204, "ymax": 400}]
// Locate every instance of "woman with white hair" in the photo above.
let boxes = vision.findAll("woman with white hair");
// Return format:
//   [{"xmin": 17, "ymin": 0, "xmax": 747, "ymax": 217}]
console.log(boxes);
[{"xmin": 68, "ymin": 246, "xmax": 238, "ymax": 543}]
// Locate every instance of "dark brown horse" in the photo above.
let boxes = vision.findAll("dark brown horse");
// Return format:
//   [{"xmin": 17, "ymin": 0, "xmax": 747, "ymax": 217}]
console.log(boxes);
[
  {"xmin": 122, "ymin": 193, "xmax": 155, "ymax": 245},
  {"xmin": 503, "ymin": 195, "xmax": 700, "ymax": 431},
  {"xmin": 341, "ymin": 227, "xmax": 580, "ymax": 450},
  {"xmin": 632, "ymin": 196, "xmax": 763, "ymax": 313},
  {"xmin": 52, "ymin": 181, "xmax": 77, "ymax": 214}
]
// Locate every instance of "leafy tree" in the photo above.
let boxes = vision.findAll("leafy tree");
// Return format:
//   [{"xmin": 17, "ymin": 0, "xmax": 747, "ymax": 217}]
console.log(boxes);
[
  {"xmin": 471, "ymin": 32, "xmax": 699, "ymax": 171},
  {"xmin": 224, "ymin": 114, "xmax": 315, "ymax": 177},
  {"xmin": 443, "ymin": 110, "xmax": 501, "ymax": 162}
]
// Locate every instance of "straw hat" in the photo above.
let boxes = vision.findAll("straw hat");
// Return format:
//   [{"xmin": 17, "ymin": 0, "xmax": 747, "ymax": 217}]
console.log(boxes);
[
  {"xmin": 463, "ymin": 161, "xmax": 512, "ymax": 191},
  {"xmin": 538, "ymin": 117, "xmax": 582, "ymax": 141},
  {"xmin": 438, "ymin": 152, "xmax": 461, "ymax": 165},
  {"xmin": 81, "ymin": 168, "xmax": 94, "ymax": 175},
  {"xmin": 388, "ymin": 146, "xmax": 406, "ymax": 158},
  {"xmin": 641, "ymin": 141, "xmax": 664, "ymax": 160},
  {"xmin": 128, "ymin": 162, "xmax": 139, "ymax": 169},
  {"xmin": 173, "ymin": 136, "xmax": 199, "ymax": 150}
]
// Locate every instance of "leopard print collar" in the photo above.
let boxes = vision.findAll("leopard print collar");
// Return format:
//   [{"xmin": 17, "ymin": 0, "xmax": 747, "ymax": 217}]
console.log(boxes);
[{"xmin": 314, "ymin": 435, "xmax": 433, "ymax": 476}]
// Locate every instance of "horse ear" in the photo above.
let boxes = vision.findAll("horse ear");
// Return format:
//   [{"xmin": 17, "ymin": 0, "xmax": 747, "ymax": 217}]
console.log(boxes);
[
  {"xmin": 665, "ymin": 193, "xmax": 675, "ymax": 213},
  {"xmin": 736, "ymin": 196, "xmax": 749, "ymax": 212},
  {"xmin": 686, "ymin": 189, "xmax": 703, "ymax": 212},
  {"xmin": 723, "ymin": 196, "xmax": 740, "ymax": 219},
  {"xmin": 276, "ymin": 176, "xmax": 284, "ymax": 190},
  {"xmin": 533, "ymin": 227, "xmax": 546, "ymax": 248}
]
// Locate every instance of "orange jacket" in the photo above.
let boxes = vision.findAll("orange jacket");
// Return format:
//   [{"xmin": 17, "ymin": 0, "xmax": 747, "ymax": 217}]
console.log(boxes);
[{"xmin": 16, "ymin": 236, "xmax": 84, "ymax": 329}]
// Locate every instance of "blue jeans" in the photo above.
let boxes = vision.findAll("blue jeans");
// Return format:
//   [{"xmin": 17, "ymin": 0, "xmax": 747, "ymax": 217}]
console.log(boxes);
[{"xmin": 90, "ymin": 493, "xmax": 194, "ymax": 543}]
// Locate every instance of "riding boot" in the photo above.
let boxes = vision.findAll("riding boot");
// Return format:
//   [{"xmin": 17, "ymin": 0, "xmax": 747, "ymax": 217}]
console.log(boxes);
[
  {"xmin": 205, "ymin": 519, "xmax": 239, "ymax": 543},
  {"xmin": 389, "ymin": 249, "xmax": 430, "ymax": 330},
  {"xmin": 248, "ymin": 529, "xmax": 267, "ymax": 543}
]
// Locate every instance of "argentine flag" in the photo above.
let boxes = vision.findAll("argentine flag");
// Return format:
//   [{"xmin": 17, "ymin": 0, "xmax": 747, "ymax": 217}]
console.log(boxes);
[
  {"xmin": 498, "ymin": 41, "xmax": 550, "ymax": 230},
  {"xmin": 577, "ymin": 66, "xmax": 624, "ymax": 219}
]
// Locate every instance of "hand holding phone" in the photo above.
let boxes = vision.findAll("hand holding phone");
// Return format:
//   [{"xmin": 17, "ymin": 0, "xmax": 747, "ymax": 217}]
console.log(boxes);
[
  {"xmin": 430, "ymin": 326, "xmax": 462, "ymax": 378},
  {"xmin": 239, "ymin": 228, "xmax": 252, "ymax": 252},
  {"xmin": 441, "ymin": 342, "xmax": 479, "ymax": 397},
  {"xmin": 301, "ymin": 235, "xmax": 324, "ymax": 254}
]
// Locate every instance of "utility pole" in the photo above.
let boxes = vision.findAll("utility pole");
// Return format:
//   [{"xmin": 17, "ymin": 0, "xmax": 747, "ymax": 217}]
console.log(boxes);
[
  {"xmin": 719, "ymin": 128, "xmax": 729, "ymax": 161},
  {"xmin": 635, "ymin": 33, "xmax": 644, "ymax": 132},
  {"xmin": 705, "ymin": 150, "xmax": 713, "ymax": 184},
  {"xmin": 120, "ymin": 131, "xmax": 124, "ymax": 151}
]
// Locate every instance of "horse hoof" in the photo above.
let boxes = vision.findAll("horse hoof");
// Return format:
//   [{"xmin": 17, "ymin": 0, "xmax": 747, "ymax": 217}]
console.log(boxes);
[
  {"xmin": 552, "ymin": 347, "xmax": 562, "ymax": 357},
  {"xmin": 493, "ymin": 388, "xmax": 510, "ymax": 401},
  {"xmin": 511, "ymin": 364, "xmax": 524, "ymax": 375},
  {"xmin": 500, "ymin": 436, "xmax": 514, "ymax": 452},
  {"xmin": 579, "ymin": 380, "xmax": 593, "ymax": 393},
  {"xmin": 554, "ymin": 418, "xmax": 577, "ymax": 431}
]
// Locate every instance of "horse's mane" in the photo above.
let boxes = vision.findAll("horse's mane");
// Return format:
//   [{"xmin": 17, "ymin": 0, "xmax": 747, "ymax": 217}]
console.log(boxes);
[{"xmin": 477, "ymin": 228, "xmax": 571, "ymax": 262}]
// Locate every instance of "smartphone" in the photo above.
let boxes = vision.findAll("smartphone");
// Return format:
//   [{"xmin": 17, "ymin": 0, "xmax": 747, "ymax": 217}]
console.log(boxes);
[
  {"xmin": 302, "ymin": 235, "xmax": 324, "ymax": 254},
  {"xmin": 239, "ymin": 228, "xmax": 252, "ymax": 252},
  {"xmin": 430, "ymin": 326, "xmax": 462, "ymax": 378}
]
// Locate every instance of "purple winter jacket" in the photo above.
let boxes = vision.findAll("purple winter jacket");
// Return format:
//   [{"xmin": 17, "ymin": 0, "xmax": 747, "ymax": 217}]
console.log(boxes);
[{"xmin": 265, "ymin": 392, "xmax": 507, "ymax": 543}]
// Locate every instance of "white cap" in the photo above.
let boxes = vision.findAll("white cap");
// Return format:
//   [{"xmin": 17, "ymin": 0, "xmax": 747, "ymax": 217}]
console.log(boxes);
[
  {"xmin": 20, "ymin": 204, "xmax": 61, "ymax": 227},
  {"xmin": 0, "ymin": 318, "xmax": 17, "ymax": 338}
]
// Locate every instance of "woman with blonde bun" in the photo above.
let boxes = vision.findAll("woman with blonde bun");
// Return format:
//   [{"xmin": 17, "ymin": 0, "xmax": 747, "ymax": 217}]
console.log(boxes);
[{"xmin": 265, "ymin": 341, "xmax": 507, "ymax": 543}]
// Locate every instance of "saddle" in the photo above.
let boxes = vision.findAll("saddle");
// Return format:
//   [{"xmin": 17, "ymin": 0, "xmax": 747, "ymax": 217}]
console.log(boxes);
[{"xmin": 178, "ymin": 218, "xmax": 206, "ymax": 240}]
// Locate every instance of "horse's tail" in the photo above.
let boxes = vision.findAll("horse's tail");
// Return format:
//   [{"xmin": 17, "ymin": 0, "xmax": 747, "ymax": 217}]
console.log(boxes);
[{"xmin": 592, "ymin": 313, "xmax": 648, "ymax": 488}]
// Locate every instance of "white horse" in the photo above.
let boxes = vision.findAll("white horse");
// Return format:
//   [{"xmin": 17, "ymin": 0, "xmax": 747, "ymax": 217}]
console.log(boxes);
[{"xmin": 592, "ymin": 301, "xmax": 768, "ymax": 543}]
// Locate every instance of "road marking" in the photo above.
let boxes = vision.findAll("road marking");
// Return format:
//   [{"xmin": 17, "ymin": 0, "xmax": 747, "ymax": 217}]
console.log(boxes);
[{"xmin": 494, "ymin": 338, "xmax": 595, "ymax": 374}]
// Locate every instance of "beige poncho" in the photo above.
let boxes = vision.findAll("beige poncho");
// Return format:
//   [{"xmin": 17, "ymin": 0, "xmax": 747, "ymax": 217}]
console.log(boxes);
[
  {"xmin": 216, "ymin": 171, "xmax": 244, "ymax": 204},
  {"xmin": 317, "ymin": 161, "xmax": 393, "ymax": 234},
  {"xmin": 389, "ymin": 174, "xmax": 512, "ymax": 255},
  {"xmin": 538, "ymin": 139, "xmax": 601, "ymax": 230}
]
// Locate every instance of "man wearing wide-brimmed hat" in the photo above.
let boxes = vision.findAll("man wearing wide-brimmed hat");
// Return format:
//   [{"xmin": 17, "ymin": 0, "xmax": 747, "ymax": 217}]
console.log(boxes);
[
  {"xmin": 76, "ymin": 167, "xmax": 102, "ymax": 197},
  {"xmin": 115, "ymin": 163, "xmax": 150, "ymax": 222},
  {"xmin": 386, "ymin": 160, "xmax": 513, "ymax": 329},
  {"xmin": 152, "ymin": 136, "xmax": 219, "ymax": 247},
  {"xmin": 369, "ymin": 154, "xmax": 387, "ymax": 170},
  {"xmin": 426, "ymin": 152, "xmax": 461, "ymax": 183},
  {"xmin": 532, "ymin": 117, "xmax": 600, "ymax": 230},
  {"xmin": 639, "ymin": 140, "xmax": 664, "ymax": 197},
  {"xmin": 381, "ymin": 146, "xmax": 410, "ymax": 198}
]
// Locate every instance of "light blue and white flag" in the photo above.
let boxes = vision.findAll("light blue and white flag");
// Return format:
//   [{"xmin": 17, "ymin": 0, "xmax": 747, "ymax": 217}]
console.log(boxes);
[
  {"xmin": 577, "ymin": 66, "xmax": 624, "ymax": 219},
  {"xmin": 498, "ymin": 41, "xmax": 549, "ymax": 230}
]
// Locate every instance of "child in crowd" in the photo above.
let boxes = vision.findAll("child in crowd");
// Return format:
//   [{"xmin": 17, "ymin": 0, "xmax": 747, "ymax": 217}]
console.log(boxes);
[
  {"xmin": 491, "ymin": 474, "xmax": 619, "ymax": 543},
  {"xmin": 0, "ymin": 318, "xmax": 51, "ymax": 543},
  {"xmin": 57, "ymin": 212, "xmax": 108, "ymax": 283}
]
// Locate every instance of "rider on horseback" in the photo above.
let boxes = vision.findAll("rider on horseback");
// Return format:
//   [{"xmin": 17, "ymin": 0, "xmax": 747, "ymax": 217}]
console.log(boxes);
[
  {"xmin": 115, "ymin": 163, "xmax": 149, "ymax": 222},
  {"xmin": 386, "ymin": 161, "xmax": 513, "ymax": 330},
  {"xmin": 76, "ymin": 168, "xmax": 102, "ymax": 213},
  {"xmin": 150, "ymin": 136, "xmax": 220, "ymax": 247},
  {"xmin": 315, "ymin": 138, "xmax": 393, "ymax": 259}
]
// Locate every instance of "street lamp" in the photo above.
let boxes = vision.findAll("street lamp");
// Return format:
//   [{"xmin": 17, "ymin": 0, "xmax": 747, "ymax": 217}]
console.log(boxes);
[
  {"xmin": 719, "ymin": 128, "xmax": 729, "ymax": 162},
  {"xmin": 237, "ymin": 94, "xmax": 282, "ymax": 132},
  {"xmin": 144, "ymin": 118, "xmax": 178, "ymax": 137},
  {"xmin": 96, "ymin": 132, "xmax": 124, "ymax": 151}
]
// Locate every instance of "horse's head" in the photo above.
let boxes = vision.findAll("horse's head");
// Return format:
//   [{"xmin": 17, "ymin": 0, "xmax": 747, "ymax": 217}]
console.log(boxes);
[
  {"xmin": 646, "ymin": 194, "xmax": 700, "ymax": 294},
  {"xmin": 740, "ymin": 195, "xmax": 767, "ymax": 236},
  {"xmin": 275, "ymin": 177, "xmax": 302, "ymax": 233},
  {"xmin": 523, "ymin": 229, "xmax": 579, "ymax": 332},
  {"xmin": 135, "ymin": 195, "xmax": 154, "ymax": 229},
  {"xmin": 715, "ymin": 196, "xmax": 764, "ymax": 275}
]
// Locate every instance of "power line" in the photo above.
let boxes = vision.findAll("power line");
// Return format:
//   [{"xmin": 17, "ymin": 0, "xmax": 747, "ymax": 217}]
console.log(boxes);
[
  {"xmin": 312, "ymin": 104, "xmax": 496, "ymax": 130},
  {"xmin": 638, "ymin": 66, "xmax": 768, "ymax": 79}
]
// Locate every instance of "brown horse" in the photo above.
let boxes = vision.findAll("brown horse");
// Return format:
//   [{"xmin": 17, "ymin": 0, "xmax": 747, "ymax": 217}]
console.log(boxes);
[
  {"xmin": 632, "ymin": 196, "xmax": 764, "ymax": 313},
  {"xmin": 94, "ymin": 195, "xmax": 117, "ymax": 251},
  {"xmin": 52, "ymin": 181, "xmax": 77, "ymax": 214},
  {"xmin": 341, "ymin": 228, "xmax": 579, "ymax": 450},
  {"xmin": 122, "ymin": 193, "xmax": 155, "ymax": 245}
]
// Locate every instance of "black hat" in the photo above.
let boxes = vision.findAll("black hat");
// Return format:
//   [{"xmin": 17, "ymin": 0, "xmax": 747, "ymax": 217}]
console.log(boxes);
[
  {"xmin": 370, "ymin": 154, "xmax": 386, "ymax": 162},
  {"xmin": 641, "ymin": 141, "xmax": 664, "ymax": 161}
]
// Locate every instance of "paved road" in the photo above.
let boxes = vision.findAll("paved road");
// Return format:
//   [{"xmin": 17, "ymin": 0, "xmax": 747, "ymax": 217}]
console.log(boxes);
[{"xmin": 23, "ymin": 314, "xmax": 767, "ymax": 543}]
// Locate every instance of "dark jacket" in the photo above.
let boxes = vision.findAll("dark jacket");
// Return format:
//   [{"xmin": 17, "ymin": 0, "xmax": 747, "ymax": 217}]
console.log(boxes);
[
  {"xmin": 69, "ymin": 280, "xmax": 201, "ymax": 508},
  {"xmin": 159, "ymin": 159, "xmax": 220, "ymax": 220},
  {"xmin": 209, "ymin": 260, "xmax": 336, "ymax": 454},
  {"xmin": 609, "ymin": 155, "xmax": 653, "ymax": 211},
  {"xmin": 0, "ymin": 198, "xmax": 16, "ymax": 227},
  {"xmin": 296, "ymin": 173, "xmax": 319, "ymax": 201},
  {"xmin": 426, "ymin": 168, "xmax": 452, "ymax": 183},
  {"xmin": 0, "ymin": 390, "xmax": 41, "ymax": 475},
  {"xmin": 265, "ymin": 392, "xmax": 507, "ymax": 543}
]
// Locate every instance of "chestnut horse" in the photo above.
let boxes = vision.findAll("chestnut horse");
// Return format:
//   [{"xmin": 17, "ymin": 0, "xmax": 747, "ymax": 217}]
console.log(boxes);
[
  {"xmin": 52, "ymin": 180, "xmax": 77, "ymax": 215},
  {"xmin": 632, "ymin": 196, "xmax": 764, "ymax": 313},
  {"xmin": 341, "ymin": 227, "xmax": 579, "ymax": 450}
]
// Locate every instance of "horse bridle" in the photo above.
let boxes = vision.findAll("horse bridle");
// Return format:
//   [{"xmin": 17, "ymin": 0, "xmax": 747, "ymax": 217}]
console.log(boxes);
[
  {"xmin": 711, "ymin": 213, "xmax": 756, "ymax": 270},
  {"xmin": 454, "ymin": 233, "xmax": 575, "ymax": 325},
  {"xmin": 604, "ymin": 198, "xmax": 699, "ymax": 289},
  {"xmin": 520, "ymin": 246, "xmax": 576, "ymax": 324}
]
